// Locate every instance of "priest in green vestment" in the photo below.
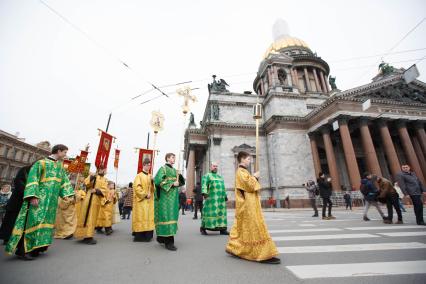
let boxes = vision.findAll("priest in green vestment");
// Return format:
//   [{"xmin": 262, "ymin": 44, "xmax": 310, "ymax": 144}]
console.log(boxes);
[
  {"xmin": 5, "ymin": 144, "xmax": 74, "ymax": 260},
  {"xmin": 200, "ymin": 162, "xmax": 229, "ymax": 235},
  {"xmin": 154, "ymin": 153, "xmax": 185, "ymax": 251}
]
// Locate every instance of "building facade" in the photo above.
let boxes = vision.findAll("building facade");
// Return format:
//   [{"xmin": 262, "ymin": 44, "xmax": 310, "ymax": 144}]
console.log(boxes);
[
  {"xmin": 184, "ymin": 30, "xmax": 426, "ymax": 208},
  {"xmin": 0, "ymin": 130, "xmax": 51, "ymax": 187}
]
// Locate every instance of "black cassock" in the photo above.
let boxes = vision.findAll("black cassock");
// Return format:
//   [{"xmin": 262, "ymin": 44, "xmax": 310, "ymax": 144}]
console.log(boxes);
[{"xmin": 0, "ymin": 165, "xmax": 31, "ymax": 243}]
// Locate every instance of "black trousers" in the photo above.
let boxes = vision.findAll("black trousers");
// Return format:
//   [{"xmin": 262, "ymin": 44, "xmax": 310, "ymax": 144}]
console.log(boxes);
[
  {"xmin": 157, "ymin": 236, "xmax": 174, "ymax": 245},
  {"xmin": 122, "ymin": 206, "xmax": 132, "ymax": 219},
  {"xmin": 345, "ymin": 199, "xmax": 352, "ymax": 210},
  {"xmin": 194, "ymin": 201, "xmax": 203, "ymax": 218},
  {"xmin": 386, "ymin": 194, "xmax": 402, "ymax": 221},
  {"xmin": 134, "ymin": 231, "xmax": 153, "ymax": 241},
  {"xmin": 410, "ymin": 195, "xmax": 424, "ymax": 224},
  {"xmin": 310, "ymin": 198, "xmax": 318, "ymax": 215},
  {"xmin": 179, "ymin": 202, "xmax": 186, "ymax": 214},
  {"xmin": 322, "ymin": 197, "xmax": 332, "ymax": 217}
]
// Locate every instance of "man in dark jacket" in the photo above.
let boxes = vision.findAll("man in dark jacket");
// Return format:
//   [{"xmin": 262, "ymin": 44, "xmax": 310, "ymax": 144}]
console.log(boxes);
[
  {"xmin": 361, "ymin": 172, "xmax": 386, "ymax": 222},
  {"xmin": 193, "ymin": 182, "xmax": 203, "ymax": 220},
  {"xmin": 377, "ymin": 176, "xmax": 403, "ymax": 224},
  {"xmin": 0, "ymin": 165, "xmax": 32, "ymax": 245},
  {"xmin": 305, "ymin": 180, "xmax": 318, "ymax": 217},
  {"xmin": 397, "ymin": 164, "xmax": 426, "ymax": 225},
  {"xmin": 317, "ymin": 173, "xmax": 335, "ymax": 220},
  {"xmin": 179, "ymin": 190, "xmax": 187, "ymax": 215}
]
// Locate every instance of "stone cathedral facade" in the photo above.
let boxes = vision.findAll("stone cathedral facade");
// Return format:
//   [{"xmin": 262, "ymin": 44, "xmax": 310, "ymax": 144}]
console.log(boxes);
[{"xmin": 184, "ymin": 29, "xmax": 426, "ymax": 208}]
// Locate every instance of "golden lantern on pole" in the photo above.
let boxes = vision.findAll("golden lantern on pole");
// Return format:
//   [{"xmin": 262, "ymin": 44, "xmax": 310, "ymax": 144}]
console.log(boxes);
[
  {"xmin": 150, "ymin": 110, "xmax": 165, "ymax": 166},
  {"xmin": 253, "ymin": 99, "xmax": 263, "ymax": 172}
]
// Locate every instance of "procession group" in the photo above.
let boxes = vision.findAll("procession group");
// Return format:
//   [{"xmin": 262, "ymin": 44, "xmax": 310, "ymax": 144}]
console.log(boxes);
[{"xmin": 0, "ymin": 144, "xmax": 281, "ymax": 264}]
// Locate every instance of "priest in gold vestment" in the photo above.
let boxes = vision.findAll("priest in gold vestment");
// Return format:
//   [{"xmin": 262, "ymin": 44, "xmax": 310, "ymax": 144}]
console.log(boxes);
[
  {"xmin": 132, "ymin": 158, "xmax": 155, "ymax": 242},
  {"xmin": 96, "ymin": 181, "xmax": 117, "ymax": 235},
  {"xmin": 225, "ymin": 151, "xmax": 280, "ymax": 264},
  {"xmin": 74, "ymin": 167, "xmax": 108, "ymax": 245},
  {"xmin": 54, "ymin": 195, "xmax": 76, "ymax": 239}
]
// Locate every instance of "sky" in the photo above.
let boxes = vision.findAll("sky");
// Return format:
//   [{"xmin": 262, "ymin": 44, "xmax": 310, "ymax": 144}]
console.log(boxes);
[{"xmin": 1, "ymin": 0, "xmax": 425, "ymax": 185}]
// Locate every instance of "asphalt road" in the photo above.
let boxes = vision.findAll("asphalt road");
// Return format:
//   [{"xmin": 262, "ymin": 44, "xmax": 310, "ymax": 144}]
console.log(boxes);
[{"xmin": 1, "ymin": 206, "xmax": 426, "ymax": 284}]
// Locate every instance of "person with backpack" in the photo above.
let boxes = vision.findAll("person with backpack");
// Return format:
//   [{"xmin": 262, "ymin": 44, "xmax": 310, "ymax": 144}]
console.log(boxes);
[
  {"xmin": 305, "ymin": 180, "xmax": 318, "ymax": 217},
  {"xmin": 377, "ymin": 176, "xmax": 403, "ymax": 224},
  {"xmin": 360, "ymin": 172, "xmax": 386, "ymax": 222}
]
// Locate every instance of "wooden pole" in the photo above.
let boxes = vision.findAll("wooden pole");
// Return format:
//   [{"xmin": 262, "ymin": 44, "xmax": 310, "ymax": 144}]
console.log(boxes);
[{"xmin": 255, "ymin": 118, "xmax": 260, "ymax": 172}]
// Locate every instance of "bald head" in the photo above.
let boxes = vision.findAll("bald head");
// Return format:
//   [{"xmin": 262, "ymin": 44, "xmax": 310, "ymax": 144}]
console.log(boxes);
[{"xmin": 210, "ymin": 162, "xmax": 218, "ymax": 173}]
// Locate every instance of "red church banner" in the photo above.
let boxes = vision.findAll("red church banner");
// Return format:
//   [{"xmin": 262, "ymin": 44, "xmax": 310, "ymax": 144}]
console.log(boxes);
[
  {"xmin": 95, "ymin": 131, "xmax": 113, "ymax": 169},
  {"xmin": 114, "ymin": 149, "xmax": 120, "ymax": 169},
  {"xmin": 137, "ymin": 148, "xmax": 154, "ymax": 174}
]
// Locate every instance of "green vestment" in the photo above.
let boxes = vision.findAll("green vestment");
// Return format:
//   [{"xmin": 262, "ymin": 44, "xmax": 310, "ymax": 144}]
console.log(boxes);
[
  {"xmin": 201, "ymin": 172, "xmax": 227, "ymax": 230},
  {"xmin": 154, "ymin": 164, "xmax": 185, "ymax": 237},
  {"xmin": 6, "ymin": 158, "xmax": 74, "ymax": 254}
]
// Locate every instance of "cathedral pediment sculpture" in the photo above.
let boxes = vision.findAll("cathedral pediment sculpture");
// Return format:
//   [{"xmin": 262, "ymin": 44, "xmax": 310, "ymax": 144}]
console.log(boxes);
[
  {"xmin": 355, "ymin": 84, "xmax": 426, "ymax": 104},
  {"xmin": 208, "ymin": 75, "xmax": 230, "ymax": 93}
]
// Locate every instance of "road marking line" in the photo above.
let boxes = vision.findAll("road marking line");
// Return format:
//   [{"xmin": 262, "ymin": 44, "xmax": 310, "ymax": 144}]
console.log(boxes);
[
  {"xmin": 278, "ymin": 242, "xmax": 426, "ymax": 254},
  {"xmin": 270, "ymin": 228, "xmax": 341, "ymax": 234},
  {"xmin": 299, "ymin": 224, "xmax": 316, "ymax": 227},
  {"xmin": 286, "ymin": 260, "xmax": 426, "ymax": 279},
  {"xmin": 346, "ymin": 225, "xmax": 425, "ymax": 230},
  {"xmin": 272, "ymin": 233, "xmax": 378, "ymax": 241},
  {"xmin": 378, "ymin": 231, "xmax": 426, "ymax": 237}
]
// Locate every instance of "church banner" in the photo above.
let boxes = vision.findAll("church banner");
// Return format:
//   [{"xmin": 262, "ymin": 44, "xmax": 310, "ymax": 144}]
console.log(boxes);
[
  {"xmin": 137, "ymin": 148, "xmax": 154, "ymax": 174},
  {"xmin": 68, "ymin": 150, "xmax": 89, "ymax": 173},
  {"xmin": 114, "ymin": 149, "xmax": 120, "ymax": 169},
  {"xmin": 95, "ymin": 130, "xmax": 113, "ymax": 169}
]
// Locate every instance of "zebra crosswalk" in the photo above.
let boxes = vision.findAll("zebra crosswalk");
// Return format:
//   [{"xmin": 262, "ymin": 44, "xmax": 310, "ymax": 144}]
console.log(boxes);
[{"xmin": 263, "ymin": 211, "xmax": 426, "ymax": 281}]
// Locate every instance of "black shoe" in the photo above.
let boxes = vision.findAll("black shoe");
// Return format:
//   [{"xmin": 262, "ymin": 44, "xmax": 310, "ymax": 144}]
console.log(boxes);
[
  {"xmin": 363, "ymin": 216, "xmax": 370, "ymax": 221},
  {"xmin": 193, "ymin": 216, "xmax": 198, "ymax": 220},
  {"xmin": 417, "ymin": 222, "xmax": 426, "ymax": 226},
  {"xmin": 260, "ymin": 257, "xmax": 281, "ymax": 264},
  {"xmin": 165, "ymin": 243, "xmax": 177, "ymax": 251},
  {"xmin": 182, "ymin": 213, "xmax": 185, "ymax": 215},
  {"xmin": 29, "ymin": 250, "xmax": 40, "ymax": 258},
  {"xmin": 16, "ymin": 253, "xmax": 35, "ymax": 261},
  {"xmin": 105, "ymin": 228, "xmax": 113, "ymax": 236},
  {"xmin": 96, "ymin": 228, "xmax": 104, "ymax": 234},
  {"xmin": 64, "ymin": 234, "xmax": 73, "ymax": 240},
  {"xmin": 200, "ymin": 228, "xmax": 208, "ymax": 235},
  {"xmin": 382, "ymin": 216, "xmax": 388, "ymax": 221},
  {"xmin": 220, "ymin": 230, "xmax": 229, "ymax": 235},
  {"xmin": 312, "ymin": 214, "xmax": 318, "ymax": 217},
  {"xmin": 83, "ymin": 238, "xmax": 97, "ymax": 245}
]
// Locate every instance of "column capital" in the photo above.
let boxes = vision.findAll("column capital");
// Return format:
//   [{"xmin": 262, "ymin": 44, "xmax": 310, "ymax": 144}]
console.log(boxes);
[
  {"xmin": 414, "ymin": 121, "xmax": 425, "ymax": 129},
  {"xmin": 338, "ymin": 115, "xmax": 352, "ymax": 125},
  {"xmin": 359, "ymin": 116, "xmax": 371, "ymax": 126},
  {"xmin": 320, "ymin": 125, "xmax": 332, "ymax": 135},
  {"xmin": 395, "ymin": 119, "xmax": 409, "ymax": 129},
  {"xmin": 308, "ymin": 132, "xmax": 320, "ymax": 139}
]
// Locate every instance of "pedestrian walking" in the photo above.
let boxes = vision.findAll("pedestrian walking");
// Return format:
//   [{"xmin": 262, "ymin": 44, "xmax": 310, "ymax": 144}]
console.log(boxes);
[
  {"xmin": 360, "ymin": 172, "xmax": 386, "ymax": 222},
  {"xmin": 396, "ymin": 164, "xmax": 426, "ymax": 226},
  {"xmin": 304, "ymin": 180, "xmax": 318, "ymax": 217},
  {"xmin": 344, "ymin": 190, "xmax": 352, "ymax": 210},
  {"xmin": 122, "ymin": 183, "xmax": 133, "ymax": 220},
  {"xmin": 179, "ymin": 190, "xmax": 187, "ymax": 215},
  {"xmin": 377, "ymin": 176, "xmax": 403, "ymax": 224},
  {"xmin": 193, "ymin": 182, "xmax": 203, "ymax": 219}
]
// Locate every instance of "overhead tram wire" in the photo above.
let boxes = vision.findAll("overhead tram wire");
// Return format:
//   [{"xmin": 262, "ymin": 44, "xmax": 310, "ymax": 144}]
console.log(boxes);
[
  {"xmin": 38, "ymin": 0, "xmax": 169, "ymax": 100},
  {"xmin": 329, "ymin": 47, "xmax": 426, "ymax": 63},
  {"xmin": 352, "ymin": 17, "xmax": 426, "ymax": 85}
]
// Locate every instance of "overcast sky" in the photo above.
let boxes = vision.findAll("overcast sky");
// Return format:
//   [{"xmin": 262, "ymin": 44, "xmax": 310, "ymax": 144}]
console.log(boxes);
[{"xmin": 1, "ymin": 0, "xmax": 425, "ymax": 185}]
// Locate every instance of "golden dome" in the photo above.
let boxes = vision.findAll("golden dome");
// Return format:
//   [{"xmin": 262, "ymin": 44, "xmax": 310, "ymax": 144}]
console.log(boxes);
[{"xmin": 263, "ymin": 36, "xmax": 310, "ymax": 59}]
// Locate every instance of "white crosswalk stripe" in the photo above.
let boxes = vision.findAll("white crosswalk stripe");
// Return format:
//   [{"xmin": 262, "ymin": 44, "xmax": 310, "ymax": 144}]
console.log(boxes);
[
  {"xmin": 286, "ymin": 261, "xmax": 426, "ymax": 279},
  {"xmin": 278, "ymin": 242, "xmax": 426, "ymax": 253},
  {"xmin": 266, "ymin": 218, "xmax": 426, "ymax": 280},
  {"xmin": 378, "ymin": 231, "xmax": 426, "ymax": 237}
]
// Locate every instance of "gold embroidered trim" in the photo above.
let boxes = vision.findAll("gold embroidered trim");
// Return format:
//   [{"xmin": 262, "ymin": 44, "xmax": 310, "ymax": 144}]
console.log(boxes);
[
  {"xmin": 26, "ymin": 182, "xmax": 39, "ymax": 187},
  {"xmin": 157, "ymin": 221, "xmax": 177, "ymax": 225},
  {"xmin": 229, "ymin": 237, "xmax": 273, "ymax": 246},
  {"xmin": 41, "ymin": 177, "xmax": 62, "ymax": 183}
]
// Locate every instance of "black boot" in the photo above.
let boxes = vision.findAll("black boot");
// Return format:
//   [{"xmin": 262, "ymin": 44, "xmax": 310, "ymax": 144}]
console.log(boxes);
[
  {"xmin": 220, "ymin": 230, "xmax": 229, "ymax": 235},
  {"xmin": 260, "ymin": 257, "xmax": 281, "ymax": 264},
  {"xmin": 200, "ymin": 228, "xmax": 208, "ymax": 235},
  {"xmin": 165, "ymin": 243, "xmax": 177, "ymax": 251},
  {"xmin": 83, "ymin": 238, "xmax": 97, "ymax": 245}
]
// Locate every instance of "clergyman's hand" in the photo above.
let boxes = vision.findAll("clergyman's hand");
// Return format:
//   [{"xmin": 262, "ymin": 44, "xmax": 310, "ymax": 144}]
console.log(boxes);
[
  {"xmin": 173, "ymin": 181, "xmax": 180, "ymax": 187},
  {"xmin": 146, "ymin": 194, "xmax": 151, "ymax": 199},
  {"xmin": 253, "ymin": 171, "xmax": 260, "ymax": 179},
  {"xmin": 30, "ymin": 198, "xmax": 39, "ymax": 207}
]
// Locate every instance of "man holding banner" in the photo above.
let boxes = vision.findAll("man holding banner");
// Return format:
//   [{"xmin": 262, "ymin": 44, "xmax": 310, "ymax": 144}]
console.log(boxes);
[
  {"xmin": 132, "ymin": 158, "xmax": 155, "ymax": 242},
  {"xmin": 75, "ymin": 130, "xmax": 112, "ymax": 245},
  {"xmin": 74, "ymin": 166, "xmax": 108, "ymax": 244}
]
